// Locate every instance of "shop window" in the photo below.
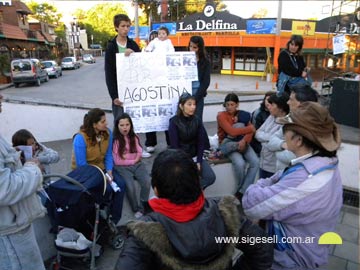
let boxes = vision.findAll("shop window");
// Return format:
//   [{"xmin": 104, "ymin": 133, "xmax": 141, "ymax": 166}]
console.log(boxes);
[
  {"xmin": 222, "ymin": 48, "xmax": 231, "ymax": 70},
  {"xmin": 309, "ymin": 55, "xmax": 316, "ymax": 68},
  {"xmin": 234, "ymin": 47, "xmax": 266, "ymax": 71}
]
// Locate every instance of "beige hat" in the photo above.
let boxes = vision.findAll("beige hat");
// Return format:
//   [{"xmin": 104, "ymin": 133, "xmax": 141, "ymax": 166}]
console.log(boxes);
[{"xmin": 277, "ymin": 102, "xmax": 341, "ymax": 152}]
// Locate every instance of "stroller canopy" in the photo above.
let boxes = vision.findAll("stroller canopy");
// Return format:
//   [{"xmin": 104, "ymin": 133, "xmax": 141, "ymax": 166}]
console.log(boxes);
[{"xmin": 48, "ymin": 165, "xmax": 106, "ymax": 207}]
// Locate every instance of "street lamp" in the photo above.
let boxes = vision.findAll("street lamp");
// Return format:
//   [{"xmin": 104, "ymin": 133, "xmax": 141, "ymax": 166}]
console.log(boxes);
[
  {"xmin": 71, "ymin": 18, "xmax": 79, "ymax": 59},
  {"xmin": 91, "ymin": 34, "xmax": 94, "ymax": 46}
]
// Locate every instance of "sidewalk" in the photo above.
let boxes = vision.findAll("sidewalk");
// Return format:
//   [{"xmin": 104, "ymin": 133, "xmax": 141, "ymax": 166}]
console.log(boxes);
[
  {"xmin": 2, "ymin": 74, "xmax": 359, "ymax": 269},
  {"xmin": 44, "ymin": 121, "xmax": 359, "ymax": 270}
]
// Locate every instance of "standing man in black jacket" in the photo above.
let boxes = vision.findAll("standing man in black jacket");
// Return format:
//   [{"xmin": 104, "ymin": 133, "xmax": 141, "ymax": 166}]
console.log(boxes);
[
  {"xmin": 115, "ymin": 149, "xmax": 273, "ymax": 270},
  {"xmin": 105, "ymin": 14, "xmax": 140, "ymax": 123}
]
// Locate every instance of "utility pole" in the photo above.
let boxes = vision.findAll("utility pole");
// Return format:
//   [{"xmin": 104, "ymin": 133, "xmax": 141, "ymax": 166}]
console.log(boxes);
[
  {"xmin": 134, "ymin": 0, "xmax": 139, "ymax": 43},
  {"xmin": 273, "ymin": 1, "xmax": 282, "ymax": 81}
]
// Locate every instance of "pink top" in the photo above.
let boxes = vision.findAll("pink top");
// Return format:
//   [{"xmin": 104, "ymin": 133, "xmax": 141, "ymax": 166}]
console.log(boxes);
[{"xmin": 112, "ymin": 136, "xmax": 142, "ymax": 166}]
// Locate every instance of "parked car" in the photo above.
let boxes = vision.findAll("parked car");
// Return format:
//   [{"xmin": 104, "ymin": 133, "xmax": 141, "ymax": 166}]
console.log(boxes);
[
  {"xmin": 82, "ymin": 54, "xmax": 95, "ymax": 64},
  {"xmin": 61, "ymin": 57, "xmax": 80, "ymax": 70},
  {"xmin": 41, "ymin": 60, "xmax": 62, "ymax": 78},
  {"xmin": 11, "ymin": 58, "xmax": 49, "ymax": 87}
]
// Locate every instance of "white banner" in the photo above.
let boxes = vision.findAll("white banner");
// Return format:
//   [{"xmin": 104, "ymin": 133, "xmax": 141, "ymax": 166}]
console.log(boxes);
[
  {"xmin": 333, "ymin": 34, "xmax": 346, "ymax": 55},
  {"xmin": 116, "ymin": 52, "xmax": 198, "ymax": 133}
]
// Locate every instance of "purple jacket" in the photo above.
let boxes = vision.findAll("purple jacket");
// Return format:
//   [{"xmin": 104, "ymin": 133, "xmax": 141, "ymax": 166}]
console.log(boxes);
[{"xmin": 243, "ymin": 156, "xmax": 342, "ymax": 269}]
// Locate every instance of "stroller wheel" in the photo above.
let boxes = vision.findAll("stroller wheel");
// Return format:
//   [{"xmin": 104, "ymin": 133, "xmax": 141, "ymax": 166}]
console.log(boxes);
[
  {"xmin": 48, "ymin": 259, "xmax": 60, "ymax": 270},
  {"xmin": 111, "ymin": 234, "xmax": 125, "ymax": 250}
]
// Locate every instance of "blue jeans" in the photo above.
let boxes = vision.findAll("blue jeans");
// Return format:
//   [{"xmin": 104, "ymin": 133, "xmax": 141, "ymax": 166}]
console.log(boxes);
[
  {"xmin": 259, "ymin": 169, "xmax": 274, "ymax": 179},
  {"xmin": 108, "ymin": 169, "xmax": 126, "ymax": 224},
  {"xmin": 220, "ymin": 139, "xmax": 259, "ymax": 193},
  {"xmin": 112, "ymin": 103, "xmax": 124, "ymax": 125},
  {"xmin": 0, "ymin": 225, "xmax": 45, "ymax": 270},
  {"xmin": 200, "ymin": 159, "xmax": 216, "ymax": 189},
  {"xmin": 114, "ymin": 162, "xmax": 150, "ymax": 213},
  {"xmin": 195, "ymin": 98, "xmax": 204, "ymax": 122}
]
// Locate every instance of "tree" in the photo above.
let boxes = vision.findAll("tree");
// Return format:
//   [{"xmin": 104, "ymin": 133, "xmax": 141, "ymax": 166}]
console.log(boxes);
[
  {"xmin": 136, "ymin": 0, "xmax": 226, "ymax": 23},
  {"xmin": 251, "ymin": 8, "xmax": 268, "ymax": 18},
  {"xmin": 26, "ymin": 1, "xmax": 62, "ymax": 26},
  {"xmin": 76, "ymin": 3, "xmax": 128, "ymax": 48}
]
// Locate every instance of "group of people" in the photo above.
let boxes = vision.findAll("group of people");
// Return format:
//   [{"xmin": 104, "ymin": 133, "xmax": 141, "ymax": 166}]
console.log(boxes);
[{"xmin": 0, "ymin": 14, "xmax": 344, "ymax": 270}]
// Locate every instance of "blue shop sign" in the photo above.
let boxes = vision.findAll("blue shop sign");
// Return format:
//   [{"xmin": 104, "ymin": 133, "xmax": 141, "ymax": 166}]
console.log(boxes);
[
  {"xmin": 129, "ymin": 26, "xmax": 150, "ymax": 39},
  {"xmin": 151, "ymin": 22, "xmax": 177, "ymax": 35},
  {"xmin": 246, "ymin": 19, "xmax": 277, "ymax": 34}
]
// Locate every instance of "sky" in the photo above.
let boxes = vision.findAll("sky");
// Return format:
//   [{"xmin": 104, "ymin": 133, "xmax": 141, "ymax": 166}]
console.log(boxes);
[{"xmin": 27, "ymin": 0, "xmax": 343, "ymax": 24}]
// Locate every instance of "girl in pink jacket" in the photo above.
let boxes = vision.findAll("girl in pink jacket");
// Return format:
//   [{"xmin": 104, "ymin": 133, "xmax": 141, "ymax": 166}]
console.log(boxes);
[{"xmin": 112, "ymin": 113, "xmax": 150, "ymax": 219}]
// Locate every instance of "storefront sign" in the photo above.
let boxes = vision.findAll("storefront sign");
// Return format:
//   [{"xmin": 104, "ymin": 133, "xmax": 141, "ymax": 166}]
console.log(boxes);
[
  {"xmin": 246, "ymin": 19, "xmax": 277, "ymax": 34},
  {"xmin": 177, "ymin": 3, "xmax": 242, "ymax": 32},
  {"xmin": 128, "ymin": 26, "xmax": 150, "ymax": 40},
  {"xmin": 292, "ymin": 21, "xmax": 316, "ymax": 36}
]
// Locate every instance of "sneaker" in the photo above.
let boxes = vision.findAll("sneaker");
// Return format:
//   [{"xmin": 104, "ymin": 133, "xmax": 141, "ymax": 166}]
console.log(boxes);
[
  {"xmin": 134, "ymin": 211, "xmax": 143, "ymax": 219},
  {"xmin": 146, "ymin": 146, "xmax": 155, "ymax": 153},
  {"xmin": 142, "ymin": 150, "xmax": 151, "ymax": 158}
]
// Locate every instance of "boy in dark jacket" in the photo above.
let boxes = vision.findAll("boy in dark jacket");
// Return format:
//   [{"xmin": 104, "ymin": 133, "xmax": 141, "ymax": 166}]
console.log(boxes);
[
  {"xmin": 115, "ymin": 149, "xmax": 273, "ymax": 270},
  {"xmin": 105, "ymin": 14, "xmax": 140, "ymax": 122}
]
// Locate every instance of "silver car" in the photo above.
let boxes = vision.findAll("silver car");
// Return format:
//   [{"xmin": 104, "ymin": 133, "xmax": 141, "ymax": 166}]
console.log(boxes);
[
  {"xmin": 41, "ymin": 60, "xmax": 62, "ymax": 78},
  {"xmin": 11, "ymin": 58, "xmax": 49, "ymax": 87},
  {"xmin": 82, "ymin": 54, "xmax": 96, "ymax": 64},
  {"xmin": 61, "ymin": 57, "xmax": 80, "ymax": 70}
]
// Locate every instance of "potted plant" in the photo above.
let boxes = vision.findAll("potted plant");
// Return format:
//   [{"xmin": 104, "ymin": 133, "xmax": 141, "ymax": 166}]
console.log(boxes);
[{"xmin": 0, "ymin": 54, "xmax": 11, "ymax": 84}]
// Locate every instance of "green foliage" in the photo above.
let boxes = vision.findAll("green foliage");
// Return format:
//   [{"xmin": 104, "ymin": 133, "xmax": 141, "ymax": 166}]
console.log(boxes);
[
  {"xmin": 137, "ymin": 0, "xmax": 226, "ymax": 23},
  {"xmin": 75, "ymin": 3, "xmax": 128, "ymax": 48},
  {"xmin": 26, "ymin": 1, "xmax": 62, "ymax": 26},
  {"xmin": 0, "ymin": 54, "xmax": 10, "ymax": 76}
]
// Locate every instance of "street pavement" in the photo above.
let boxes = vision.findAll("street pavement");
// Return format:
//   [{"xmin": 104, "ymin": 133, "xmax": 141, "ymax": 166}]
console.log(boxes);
[{"xmin": 1, "ymin": 61, "xmax": 359, "ymax": 270}]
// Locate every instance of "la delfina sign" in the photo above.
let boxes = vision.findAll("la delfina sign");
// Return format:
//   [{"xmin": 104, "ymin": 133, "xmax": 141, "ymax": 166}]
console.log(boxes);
[{"xmin": 177, "ymin": 3, "xmax": 242, "ymax": 32}]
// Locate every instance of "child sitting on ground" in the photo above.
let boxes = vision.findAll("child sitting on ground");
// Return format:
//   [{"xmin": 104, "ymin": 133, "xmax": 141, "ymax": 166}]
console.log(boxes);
[
  {"xmin": 12, "ymin": 129, "xmax": 60, "ymax": 174},
  {"xmin": 112, "ymin": 113, "xmax": 151, "ymax": 219}
]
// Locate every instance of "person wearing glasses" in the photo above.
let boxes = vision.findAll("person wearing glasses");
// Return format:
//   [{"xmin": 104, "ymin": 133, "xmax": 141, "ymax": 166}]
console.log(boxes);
[
  {"xmin": 243, "ymin": 102, "xmax": 342, "ymax": 270},
  {"xmin": 277, "ymin": 35, "xmax": 312, "ymax": 94}
]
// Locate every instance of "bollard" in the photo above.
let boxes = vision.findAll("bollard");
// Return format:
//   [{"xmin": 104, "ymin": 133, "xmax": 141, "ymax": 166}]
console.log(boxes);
[
  {"xmin": 215, "ymin": 82, "xmax": 218, "ymax": 89},
  {"xmin": 256, "ymin": 81, "xmax": 259, "ymax": 90}
]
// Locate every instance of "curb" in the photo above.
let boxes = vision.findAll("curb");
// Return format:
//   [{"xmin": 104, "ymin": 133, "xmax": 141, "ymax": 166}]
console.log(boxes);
[
  {"xmin": 0, "ymin": 83, "xmax": 13, "ymax": 90},
  {"xmin": 208, "ymin": 89, "xmax": 275, "ymax": 95}
]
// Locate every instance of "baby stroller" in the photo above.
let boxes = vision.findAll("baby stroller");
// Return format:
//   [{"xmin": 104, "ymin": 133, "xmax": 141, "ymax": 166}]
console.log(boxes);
[{"xmin": 43, "ymin": 165, "xmax": 124, "ymax": 270}]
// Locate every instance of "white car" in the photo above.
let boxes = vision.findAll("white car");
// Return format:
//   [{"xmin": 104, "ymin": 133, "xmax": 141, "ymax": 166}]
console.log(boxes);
[
  {"xmin": 82, "ymin": 54, "xmax": 96, "ymax": 64},
  {"xmin": 61, "ymin": 57, "xmax": 80, "ymax": 70}
]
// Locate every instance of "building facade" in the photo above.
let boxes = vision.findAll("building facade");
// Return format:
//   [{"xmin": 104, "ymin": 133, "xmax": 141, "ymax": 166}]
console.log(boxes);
[
  {"xmin": 164, "ymin": 2, "xmax": 360, "ymax": 78},
  {"xmin": 0, "ymin": 0, "xmax": 58, "ymax": 61}
]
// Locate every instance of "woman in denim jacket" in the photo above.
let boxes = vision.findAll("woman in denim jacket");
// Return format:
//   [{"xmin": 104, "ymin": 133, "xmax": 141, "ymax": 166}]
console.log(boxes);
[{"xmin": 0, "ymin": 94, "xmax": 46, "ymax": 270}]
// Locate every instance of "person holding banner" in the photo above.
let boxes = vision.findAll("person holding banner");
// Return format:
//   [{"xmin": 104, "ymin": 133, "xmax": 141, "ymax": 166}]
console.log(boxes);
[
  {"xmin": 105, "ymin": 14, "xmax": 140, "ymax": 124},
  {"xmin": 143, "ymin": 27, "xmax": 175, "ymax": 154},
  {"xmin": 189, "ymin": 36, "xmax": 211, "ymax": 122},
  {"xmin": 277, "ymin": 35, "xmax": 312, "ymax": 94},
  {"xmin": 168, "ymin": 93, "xmax": 215, "ymax": 189}
]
